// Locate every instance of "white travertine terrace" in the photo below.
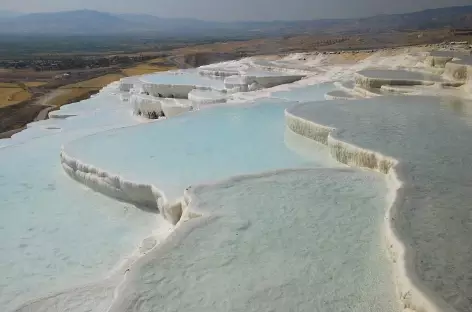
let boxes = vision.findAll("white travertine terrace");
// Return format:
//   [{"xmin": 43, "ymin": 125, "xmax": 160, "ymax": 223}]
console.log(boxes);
[
  {"xmin": 334, "ymin": 81, "xmax": 356, "ymax": 93},
  {"xmin": 324, "ymin": 90, "xmax": 357, "ymax": 100},
  {"xmin": 119, "ymin": 77, "xmax": 139, "ymax": 92},
  {"xmin": 122, "ymin": 67, "xmax": 305, "ymax": 101},
  {"xmin": 130, "ymin": 93, "xmax": 164, "ymax": 118},
  {"xmin": 426, "ymin": 51, "xmax": 471, "ymax": 68},
  {"xmin": 6, "ymin": 46, "xmax": 472, "ymax": 312},
  {"xmin": 135, "ymin": 75, "xmax": 304, "ymax": 100},
  {"xmin": 119, "ymin": 93, "xmax": 130, "ymax": 102},
  {"xmin": 131, "ymin": 92, "xmax": 194, "ymax": 118},
  {"xmin": 444, "ymin": 56, "xmax": 472, "ymax": 83},
  {"xmin": 352, "ymin": 85, "xmax": 385, "ymax": 97},
  {"xmin": 355, "ymin": 69, "xmax": 462, "ymax": 89},
  {"xmin": 188, "ymin": 89, "xmax": 228, "ymax": 105},
  {"xmin": 380, "ymin": 85, "xmax": 418, "ymax": 94},
  {"xmin": 198, "ymin": 68, "xmax": 240, "ymax": 77},
  {"xmin": 141, "ymin": 83, "xmax": 195, "ymax": 99},
  {"xmin": 117, "ymin": 67, "xmax": 306, "ymax": 120},
  {"xmin": 60, "ymin": 150, "xmax": 183, "ymax": 225},
  {"xmin": 285, "ymin": 95, "xmax": 472, "ymax": 312},
  {"xmin": 224, "ymin": 74, "xmax": 305, "ymax": 92},
  {"xmin": 160, "ymin": 99, "xmax": 193, "ymax": 117},
  {"xmin": 349, "ymin": 50, "xmax": 472, "ymax": 99}
]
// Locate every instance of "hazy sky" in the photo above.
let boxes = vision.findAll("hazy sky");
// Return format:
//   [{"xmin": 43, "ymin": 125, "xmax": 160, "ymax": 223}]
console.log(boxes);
[{"xmin": 2, "ymin": 0, "xmax": 471, "ymax": 21}]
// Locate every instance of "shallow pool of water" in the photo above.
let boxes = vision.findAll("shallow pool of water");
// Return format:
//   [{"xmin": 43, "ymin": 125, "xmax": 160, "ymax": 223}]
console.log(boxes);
[
  {"xmin": 0, "ymin": 91, "xmax": 159, "ymax": 311},
  {"xmin": 288, "ymin": 95, "xmax": 472, "ymax": 312},
  {"xmin": 270, "ymin": 83, "xmax": 336, "ymax": 102},
  {"xmin": 64, "ymin": 100, "xmax": 340, "ymax": 200},
  {"xmin": 109, "ymin": 169, "xmax": 397, "ymax": 312},
  {"xmin": 140, "ymin": 69, "xmax": 226, "ymax": 90}
]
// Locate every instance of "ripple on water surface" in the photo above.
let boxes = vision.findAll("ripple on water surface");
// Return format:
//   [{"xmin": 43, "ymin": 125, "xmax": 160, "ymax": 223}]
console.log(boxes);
[{"xmin": 109, "ymin": 169, "xmax": 397, "ymax": 312}]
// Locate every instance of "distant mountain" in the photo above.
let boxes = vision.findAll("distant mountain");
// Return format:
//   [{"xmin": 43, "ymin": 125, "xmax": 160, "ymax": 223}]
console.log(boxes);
[
  {"xmin": 0, "ymin": 6, "xmax": 471, "ymax": 35},
  {"xmin": 0, "ymin": 10, "xmax": 22, "ymax": 19},
  {"xmin": 0, "ymin": 10, "xmax": 143, "ymax": 34},
  {"xmin": 115, "ymin": 13, "xmax": 229, "ymax": 35},
  {"xmin": 346, "ymin": 5, "xmax": 472, "ymax": 33},
  {"xmin": 117, "ymin": 13, "xmax": 221, "ymax": 30}
]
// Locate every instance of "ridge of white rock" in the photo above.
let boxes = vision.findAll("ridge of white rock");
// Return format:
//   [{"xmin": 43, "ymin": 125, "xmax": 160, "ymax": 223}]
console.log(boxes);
[
  {"xmin": 355, "ymin": 69, "xmax": 461, "ymax": 89},
  {"xmin": 224, "ymin": 74, "xmax": 305, "ymax": 92},
  {"xmin": 444, "ymin": 57, "xmax": 472, "ymax": 82},
  {"xmin": 119, "ymin": 77, "xmax": 139, "ymax": 92},
  {"xmin": 324, "ymin": 89, "xmax": 358, "ymax": 100},
  {"xmin": 141, "ymin": 83, "xmax": 195, "ymax": 99},
  {"xmin": 380, "ymin": 85, "xmax": 418, "ymax": 94},
  {"xmin": 188, "ymin": 89, "xmax": 228, "ymax": 106},
  {"xmin": 198, "ymin": 68, "xmax": 240, "ymax": 77},
  {"xmin": 60, "ymin": 150, "xmax": 183, "ymax": 225},
  {"xmin": 160, "ymin": 98, "xmax": 194, "ymax": 117},
  {"xmin": 426, "ymin": 51, "xmax": 471, "ymax": 68}
]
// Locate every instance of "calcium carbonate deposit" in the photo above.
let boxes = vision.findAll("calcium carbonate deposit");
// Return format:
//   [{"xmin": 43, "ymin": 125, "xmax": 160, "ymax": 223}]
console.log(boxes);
[{"xmin": 1, "ymin": 45, "xmax": 472, "ymax": 312}]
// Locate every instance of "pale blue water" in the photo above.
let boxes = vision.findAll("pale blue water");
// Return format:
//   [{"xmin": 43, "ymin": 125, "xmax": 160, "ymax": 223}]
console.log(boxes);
[
  {"xmin": 0, "ymin": 82, "xmax": 344, "ymax": 311},
  {"xmin": 140, "ymin": 69, "xmax": 226, "ymax": 90},
  {"xmin": 288, "ymin": 95, "xmax": 472, "ymax": 312},
  {"xmin": 64, "ymin": 101, "xmax": 340, "ymax": 200},
  {"xmin": 11, "ymin": 92, "xmax": 134, "ymax": 143},
  {"xmin": 0, "ymin": 92, "xmax": 158, "ymax": 311},
  {"xmin": 326, "ymin": 90, "xmax": 356, "ymax": 99},
  {"xmin": 110, "ymin": 169, "xmax": 397, "ymax": 312},
  {"xmin": 0, "ymin": 73, "xmax": 402, "ymax": 312},
  {"xmin": 271, "ymin": 83, "xmax": 336, "ymax": 102}
]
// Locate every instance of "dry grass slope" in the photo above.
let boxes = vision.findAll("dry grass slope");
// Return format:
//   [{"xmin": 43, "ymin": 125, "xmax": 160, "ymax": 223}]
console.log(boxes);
[
  {"xmin": 0, "ymin": 83, "xmax": 32, "ymax": 107},
  {"xmin": 61, "ymin": 73, "xmax": 125, "ymax": 89},
  {"xmin": 47, "ymin": 74, "xmax": 124, "ymax": 107},
  {"xmin": 23, "ymin": 81, "xmax": 48, "ymax": 87},
  {"xmin": 122, "ymin": 58, "xmax": 175, "ymax": 76}
]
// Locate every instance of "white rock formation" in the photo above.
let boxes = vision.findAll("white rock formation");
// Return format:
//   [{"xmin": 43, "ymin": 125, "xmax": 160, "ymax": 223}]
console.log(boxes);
[
  {"xmin": 160, "ymin": 99, "xmax": 193, "ymax": 117},
  {"xmin": 130, "ymin": 94, "xmax": 164, "ymax": 119}
]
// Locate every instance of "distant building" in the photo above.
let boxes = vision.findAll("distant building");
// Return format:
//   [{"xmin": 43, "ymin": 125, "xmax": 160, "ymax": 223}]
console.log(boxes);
[{"xmin": 53, "ymin": 73, "xmax": 71, "ymax": 80}]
